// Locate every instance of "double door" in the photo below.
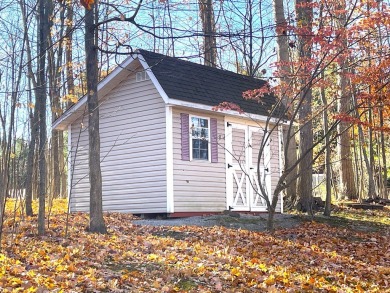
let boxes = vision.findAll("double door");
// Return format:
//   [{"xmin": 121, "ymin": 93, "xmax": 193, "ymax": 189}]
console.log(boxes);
[{"xmin": 226, "ymin": 122, "xmax": 271, "ymax": 211}]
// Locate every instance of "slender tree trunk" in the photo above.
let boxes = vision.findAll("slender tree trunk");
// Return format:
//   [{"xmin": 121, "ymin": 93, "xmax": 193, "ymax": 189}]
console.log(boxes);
[
  {"xmin": 25, "ymin": 103, "xmax": 38, "ymax": 216},
  {"xmin": 62, "ymin": 0, "xmax": 75, "ymax": 198},
  {"xmin": 37, "ymin": 0, "xmax": 50, "ymax": 236},
  {"xmin": 321, "ymin": 75, "xmax": 332, "ymax": 216},
  {"xmin": 65, "ymin": 0, "xmax": 75, "ymax": 109},
  {"xmin": 85, "ymin": 3, "xmax": 107, "ymax": 233},
  {"xmin": 20, "ymin": 0, "xmax": 38, "ymax": 216},
  {"xmin": 379, "ymin": 108, "xmax": 387, "ymax": 198},
  {"xmin": 48, "ymin": 0, "xmax": 65, "ymax": 199},
  {"xmin": 59, "ymin": 134, "xmax": 66, "ymax": 198},
  {"xmin": 367, "ymin": 105, "xmax": 377, "ymax": 198}
]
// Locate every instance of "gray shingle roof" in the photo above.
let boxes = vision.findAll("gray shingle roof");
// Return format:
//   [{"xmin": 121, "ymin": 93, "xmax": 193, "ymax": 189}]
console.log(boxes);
[{"xmin": 138, "ymin": 50, "xmax": 282, "ymax": 117}]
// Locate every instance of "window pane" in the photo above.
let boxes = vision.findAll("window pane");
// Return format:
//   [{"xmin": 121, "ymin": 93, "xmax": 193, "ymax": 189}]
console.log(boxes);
[
  {"xmin": 193, "ymin": 139, "xmax": 200, "ymax": 149},
  {"xmin": 200, "ymin": 119, "xmax": 208, "ymax": 128},
  {"xmin": 191, "ymin": 117, "xmax": 199, "ymax": 127},
  {"xmin": 200, "ymin": 140, "xmax": 208, "ymax": 149},
  {"xmin": 201, "ymin": 129, "xmax": 208, "ymax": 138},
  {"xmin": 200, "ymin": 149, "xmax": 208, "ymax": 160},
  {"xmin": 193, "ymin": 149, "xmax": 199, "ymax": 159},
  {"xmin": 192, "ymin": 129, "xmax": 200, "ymax": 137}
]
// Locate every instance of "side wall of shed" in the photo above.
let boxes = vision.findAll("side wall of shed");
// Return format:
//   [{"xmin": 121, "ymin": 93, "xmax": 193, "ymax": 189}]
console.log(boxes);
[
  {"xmin": 69, "ymin": 69, "xmax": 167, "ymax": 213},
  {"xmin": 172, "ymin": 108, "xmax": 227, "ymax": 212}
]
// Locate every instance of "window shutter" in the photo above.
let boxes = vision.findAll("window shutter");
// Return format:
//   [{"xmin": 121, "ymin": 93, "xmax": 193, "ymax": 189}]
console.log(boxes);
[
  {"xmin": 181, "ymin": 113, "xmax": 190, "ymax": 161},
  {"xmin": 210, "ymin": 118, "xmax": 218, "ymax": 163}
]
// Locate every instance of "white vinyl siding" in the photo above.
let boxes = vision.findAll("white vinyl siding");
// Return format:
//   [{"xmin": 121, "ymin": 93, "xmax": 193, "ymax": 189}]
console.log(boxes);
[
  {"xmin": 69, "ymin": 71, "xmax": 167, "ymax": 213},
  {"xmin": 172, "ymin": 109, "xmax": 226, "ymax": 212}
]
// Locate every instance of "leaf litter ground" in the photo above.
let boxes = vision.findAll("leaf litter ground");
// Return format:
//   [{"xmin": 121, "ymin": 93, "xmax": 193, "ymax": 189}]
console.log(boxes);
[{"xmin": 0, "ymin": 200, "xmax": 389, "ymax": 292}]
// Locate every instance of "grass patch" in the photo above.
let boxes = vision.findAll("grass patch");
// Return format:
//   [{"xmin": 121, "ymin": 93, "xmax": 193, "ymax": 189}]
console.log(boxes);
[
  {"xmin": 106, "ymin": 261, "xmax": 162, "ymax": 273},
  {"xmin": 151, "ymin": 229, "xmax": 194, "ymax": 240},
  {"xmin": 175, "ymin": 278, "xmax": 198, "ymax": 290},
  {"xmin": 295, "ymin": 206, "xmax": 390, "ymax": 233}
]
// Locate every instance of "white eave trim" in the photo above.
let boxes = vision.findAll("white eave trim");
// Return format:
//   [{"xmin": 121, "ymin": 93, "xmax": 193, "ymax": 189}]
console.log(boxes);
[
  {"xmin": 52, "ymin": 95, "xmax": 87, "ymax": 130},
  {"xmin": 138, "ymin": 56, "xmax": 170, "ymax": 104},
  {"xmin": 167, "ymin": 98, "xmax": 285, "ymax": 124},
  {"xmin": 52, "ymin": 51, "xmax": 287, "ymax": 130}
]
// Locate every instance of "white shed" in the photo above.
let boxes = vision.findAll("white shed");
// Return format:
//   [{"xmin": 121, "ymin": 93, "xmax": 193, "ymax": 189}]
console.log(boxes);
[{"xmin": 53, "ymin": 50, "xmax": 284, "ymax": 216}]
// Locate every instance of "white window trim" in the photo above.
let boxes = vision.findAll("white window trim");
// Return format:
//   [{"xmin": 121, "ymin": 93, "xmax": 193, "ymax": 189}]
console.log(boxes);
[
  {"xmin": 136, "ymin": 70, "xmax": 150, "ymax": 82},
  {"xmin": 189, "ymin": 115, "xmax": 211, "ymax": 162}
]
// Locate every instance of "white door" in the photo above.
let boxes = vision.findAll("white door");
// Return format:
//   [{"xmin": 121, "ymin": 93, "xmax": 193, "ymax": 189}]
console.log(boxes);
[
  {"xmin": 248, "ymin": 127, "xmax": 271, "ymax": 211},
  {"xmin": 226, "ymin": 122, "xmax": 271, "ymax": 211}
]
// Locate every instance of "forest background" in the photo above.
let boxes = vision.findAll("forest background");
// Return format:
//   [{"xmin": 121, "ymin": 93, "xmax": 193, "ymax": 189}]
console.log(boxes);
[{"xmin": 0, "ymin": 0, "xmax": 389, "ymax": 232}]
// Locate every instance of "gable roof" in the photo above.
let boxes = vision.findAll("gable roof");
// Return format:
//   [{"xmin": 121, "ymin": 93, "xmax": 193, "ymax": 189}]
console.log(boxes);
[
  {"xmin": 138, "ymin": 49, "xmax": 280, "ymax": 117},
  {"xmin": 53, "ymin": 50, "xmax": 282, "ymax": 130}
]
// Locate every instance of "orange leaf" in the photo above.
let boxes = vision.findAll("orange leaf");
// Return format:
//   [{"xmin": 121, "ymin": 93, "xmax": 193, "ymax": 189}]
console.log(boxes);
[{"xmin": 80, "ymin": 0, "xmax": 94, "ymax": 10}]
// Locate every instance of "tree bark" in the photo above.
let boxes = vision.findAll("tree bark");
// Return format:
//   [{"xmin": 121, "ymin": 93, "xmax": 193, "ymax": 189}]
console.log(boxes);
[
  {"xmin": 19, "ymin": 0, "xmax": 39, "ymax": 216},
  {"xmin": 25, "ymin": 103, "xmax": 38, "ymax": 216},
  {"xmin": 295, "ymin": 0, "xmax": 314, "ymax": 215},
  {"xmin": 85, "ymin": 3, "xmax": 107, "ymax": 234},
  {"xmin": 48, "ymin": 0, "xmax": 66, "ymax": 199},
  {"xmin": 65, "ymin": 0, "xmax": 75, "ymax": 109},
  {"xmin": 273, "ymin": 0, "xmax": 298, "ymax": 208},
  {"xmin": 336, "ymin": 4, "xmax": 357, "ymax": 200},
  {"xmin": 198, "ymin": 0, "xmax": 217, "ymax": 67},
  {"xmin": 379, "ymin": 108, "xmax": 387, "ymax": 198},
  {"xmin": 37, "ymin": 0, "xmax": 50, "ymax": 236},
  {"xmin": 321, "ymin": 75, "xmax": 332, "ymax": 216}
]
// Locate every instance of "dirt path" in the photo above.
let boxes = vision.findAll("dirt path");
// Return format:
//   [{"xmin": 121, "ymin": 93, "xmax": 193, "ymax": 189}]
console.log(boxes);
[{"xmin": 133, "ymin": 213, "xmax": 303, "ymax": 232}]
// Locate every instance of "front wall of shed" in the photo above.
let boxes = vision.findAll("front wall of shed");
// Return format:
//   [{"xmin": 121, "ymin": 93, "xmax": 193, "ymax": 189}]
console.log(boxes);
[
  {"xmin": 172, "ymin": 109, "xmax": 226, "ymax": 212},
  {"xmin": 69, "ymin": 72, "xmax": 167, "ymax": 213}
]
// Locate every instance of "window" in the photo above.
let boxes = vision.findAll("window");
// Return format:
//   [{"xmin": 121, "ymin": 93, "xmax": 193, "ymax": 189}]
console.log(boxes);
[
  {"xmin": 136, "ymin": 70, "xmax": 150, "ymax": 82},
  {"xmin": 190, "ymin": 116, "xmax": 210, "ymax": 160}
]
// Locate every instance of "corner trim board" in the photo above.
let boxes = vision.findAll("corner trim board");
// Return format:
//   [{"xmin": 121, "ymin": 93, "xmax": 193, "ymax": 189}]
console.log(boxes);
[
  {"xmin": 166, "ymin": 106, "xmax": 174, "ymax": 213},
  {"xmin": 67, "ymin": 124, "xmax": 72, "ymax": 212}
]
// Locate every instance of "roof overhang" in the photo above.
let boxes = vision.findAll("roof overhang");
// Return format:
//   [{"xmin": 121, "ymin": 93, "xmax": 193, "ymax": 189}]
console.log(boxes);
[
  {"xmin": 53, "ymin": 52, "xmax": 287, "ymax": 131},
  {"xmin": 167, "ymin": 98, "xmax": 286, "ymax": 125}
]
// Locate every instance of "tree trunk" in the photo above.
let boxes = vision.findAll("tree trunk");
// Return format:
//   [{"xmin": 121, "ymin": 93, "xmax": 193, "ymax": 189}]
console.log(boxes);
[
  {"xmin": 65, "ymin": 0, "xmax": 75, "ymax": 109},
  {"xmin": 273, "ymin": 0, "xmax": 298, "ymax": 209},
  {"xmin": 85, "ymin": 3, "xmax": 107, "ymax": 234},
  {"xmin": 37, "ymin": 0, "xmax": 50, "ymax": 236},
  {"xmin": 321, "ymin": 75, "xmax": 332, "ymax": 216},
  {"xmin": 267, "ymin": 206, "xmax": 275, "ymax": 233},
  {"xmin": 336, "ymin": 5, "xmax": 357, "ymax": 200},
  {"xmin": 367, "ymin": 106, "xmax": 377, "ymax": 198},
  {"xmin": 59, "ymin": 134, "xmax": 67, "ymax": 198},
  {"xmin": 380, "ymin": 108, "xmax": 387, "ymax": 198},
  {"xmin": 295, "ymin": 0, "xmax": 314, "ymax": 215},
  {"xmin": 198, "ymin": 0, "xmax": 217, "ymax": 67},
  {"xmin": 48, "ymin": 0, "xmax": 65, "ymax": 199},
  {"xmin": 25, "ymin": 103, "xmax": 38, "ymax": 216},
  {"xmin": 20, "ymin": 0, "xmax": 38, "ymax": 216}
]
